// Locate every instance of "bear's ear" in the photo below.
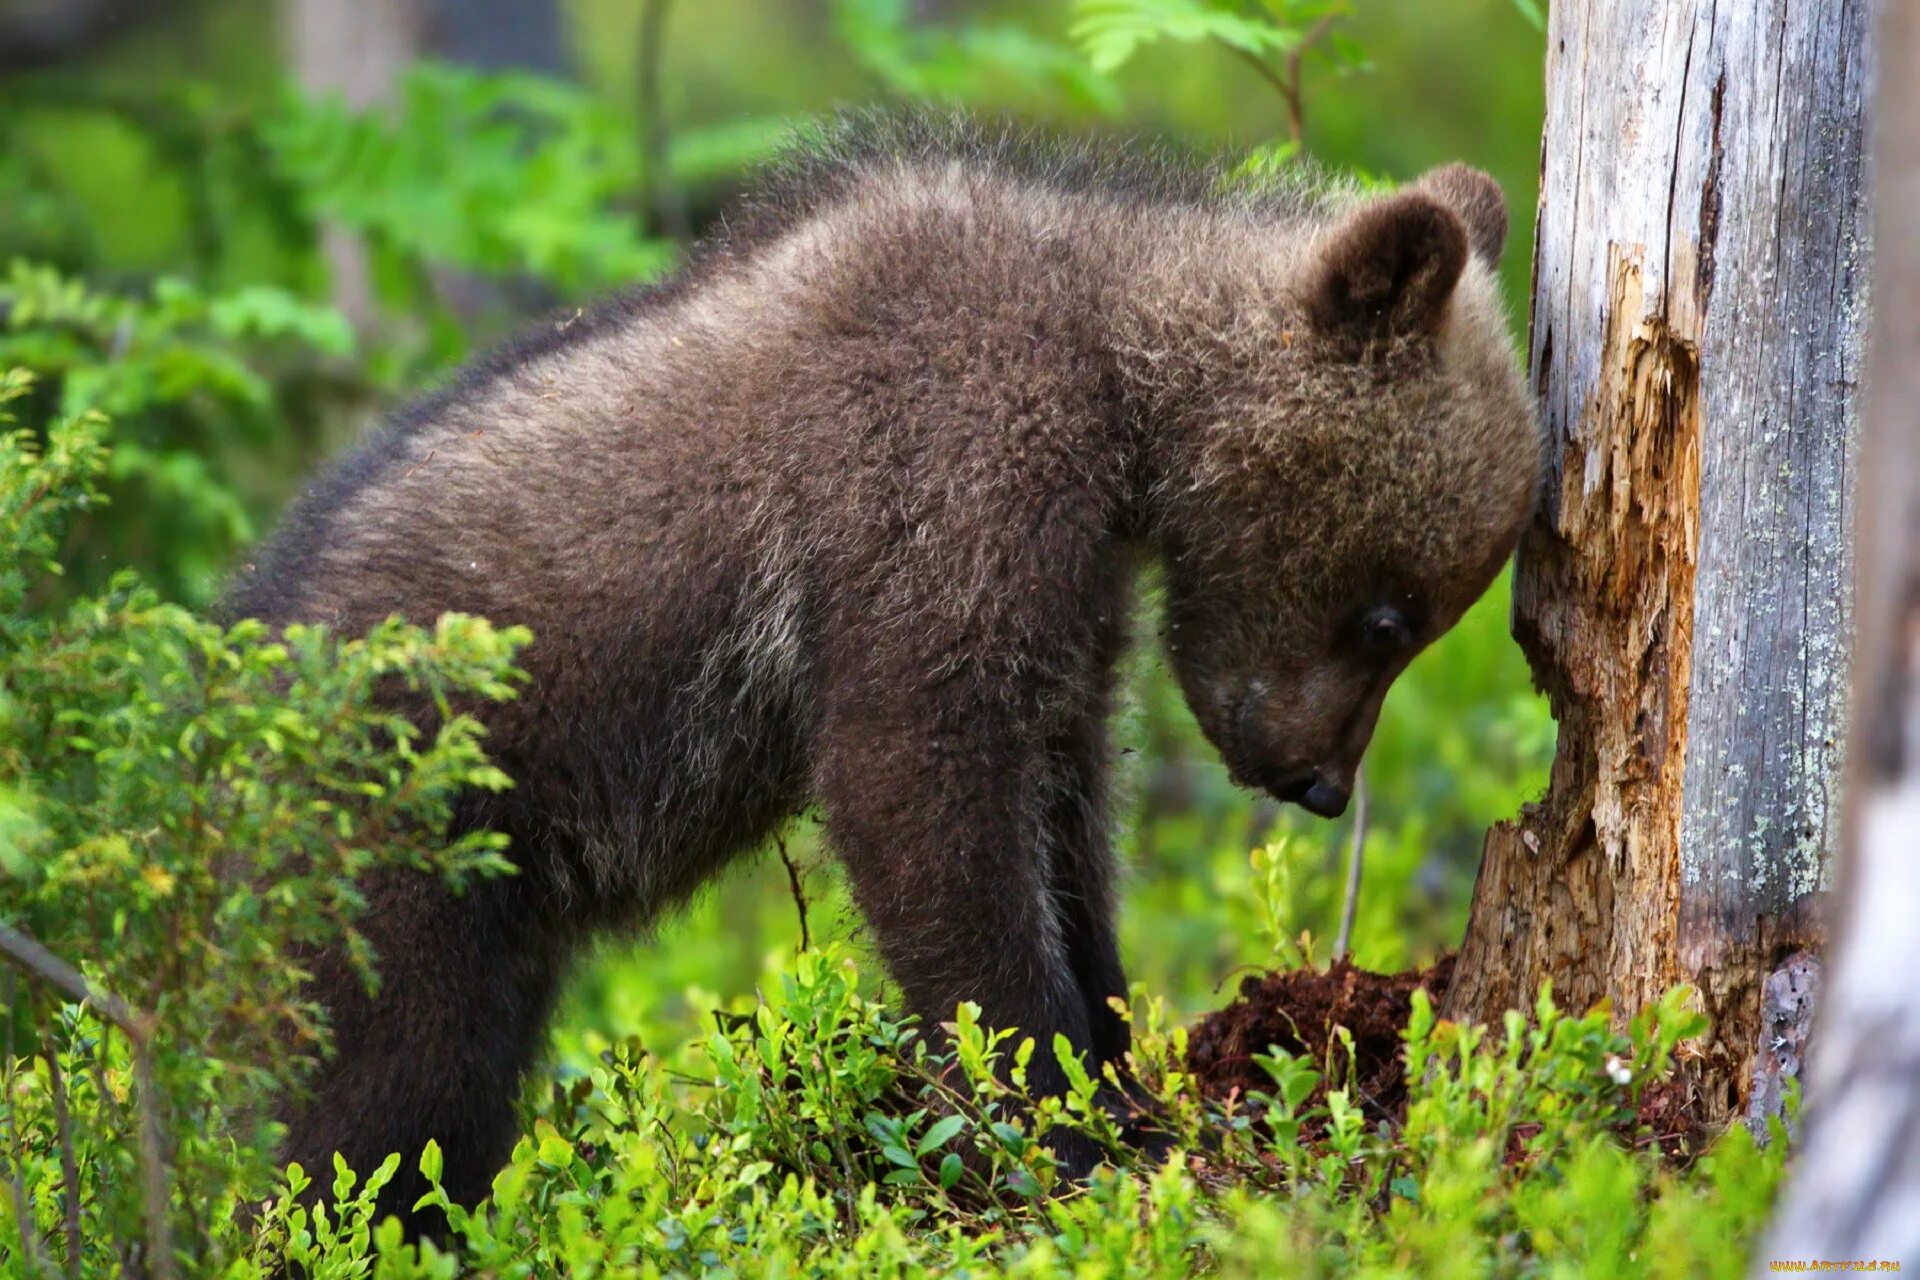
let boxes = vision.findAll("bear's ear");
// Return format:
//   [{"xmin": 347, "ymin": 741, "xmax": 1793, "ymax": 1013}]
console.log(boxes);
[
  {"xmin": 1301, "ymin": 191, "xmax": 1469, "ymax": 345},
  {"xmin": 1411, "ymin": 163, "xmax": 1507, "ymax": 266}
]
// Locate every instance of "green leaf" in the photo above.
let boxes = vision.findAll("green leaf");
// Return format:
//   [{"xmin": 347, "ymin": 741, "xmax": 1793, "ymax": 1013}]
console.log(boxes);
[
  {"xmin": 419, "ymin": 1139, "xmax": 443, "ymax": 1186},
  {"xmin": 989, "ymin": 1122, "xmax": 1028, "ymax": 1154},
  {"xmin": 916, "ymin": 1114, "xmax": 967, "ymax": 1157},
  {"xmin": 1071, "ymin": 0, "xmax": 1304, "ymax": 74}
]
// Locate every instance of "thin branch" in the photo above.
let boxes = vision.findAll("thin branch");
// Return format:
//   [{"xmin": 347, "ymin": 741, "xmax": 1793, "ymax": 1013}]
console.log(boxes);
[
  {"xmin": 0, "ymin": 924, "xmax": 176, "ymax": 1280},
  {"xmin": 1226, "ymin": 13, "xmax": 1339, "ymax": 145},
  {"xmin": 775, "ymin": 833, "xmax": 812, "ymax": 952},
  {"xmin": 44, "ymin": 1048, "xmax": 82, "ymax": 1279},
  {"xmin": 3, "ymin": 966, "xmax": 55, "ymax": 1279},
  {"xmin": 1284, "ymin": 15, "xmax": 1338, "ymax": 143},
  {"xmin": 0, "ymin": 924, "xmax": 149, "ymax": 1042},
  {"xmin": 84, "ymin": 1029, "xmax": 126, "ymax": 1274},
  {"xmin": 1, "ymin": 1179, "xmax": 55, "ymax": 1279},
  {"xmin": 636, "ymin": 0, "xmax": 688, "ymax": 240},
  {"xmin": 1333, "ymin": 770, "xmax": 1369, "ymax": 962},
  {"xmin": 129, "ymin": 1042, "xmax": 176, "ymax": 1280}
]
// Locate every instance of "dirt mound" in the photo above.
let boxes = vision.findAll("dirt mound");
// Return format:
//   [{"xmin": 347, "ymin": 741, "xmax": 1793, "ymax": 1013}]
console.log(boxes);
[
  {"xmin": 1631, "ymin": 1075, "xmax": 1715, "ymax": 1162},
  {"xmin": 1186, "ymin": 955, "xmax": 1455, "ymax": 1126}
]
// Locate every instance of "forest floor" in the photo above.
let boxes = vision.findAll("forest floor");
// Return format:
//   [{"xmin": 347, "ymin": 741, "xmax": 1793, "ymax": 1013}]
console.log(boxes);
[
  {"xmin": 1186, "ymin": 953, "xmax": 1713, "ymax": 1161},
  {"xmin": 1187, "ymin": 954, "xmax": 1456, "ymax": 1132}
]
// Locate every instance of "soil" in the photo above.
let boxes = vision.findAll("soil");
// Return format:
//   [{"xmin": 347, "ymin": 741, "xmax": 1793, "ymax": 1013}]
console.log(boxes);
[
  {"xmin": 1185, "ymin": 954, "xmax": 1717, "ymax": 1162},
  {"xmin": 1632, "ymin": 1074, "xmax": 1715, "ymax": 1162},
  {"xmin": 1185, "ymin": 954, "xmax": 1456, "ymax": 1128}
]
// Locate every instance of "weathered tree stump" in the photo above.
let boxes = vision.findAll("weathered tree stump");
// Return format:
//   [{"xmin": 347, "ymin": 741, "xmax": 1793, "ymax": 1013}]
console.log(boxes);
[{"xmin": 1444, "ymin": 0, "xmax": 1871, "ymax": 1130}]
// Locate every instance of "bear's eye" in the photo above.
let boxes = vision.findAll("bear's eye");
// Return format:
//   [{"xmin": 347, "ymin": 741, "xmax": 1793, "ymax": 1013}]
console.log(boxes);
[{"xmin": 1358, "ymin": 606, "xmax": 1415, "ymax": 657}]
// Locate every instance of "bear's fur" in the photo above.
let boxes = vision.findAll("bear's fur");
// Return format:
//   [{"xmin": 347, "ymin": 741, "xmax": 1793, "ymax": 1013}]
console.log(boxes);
[{"xmin": 224, "ymin": 116, "xmax": 1540, "ymax": 1223}]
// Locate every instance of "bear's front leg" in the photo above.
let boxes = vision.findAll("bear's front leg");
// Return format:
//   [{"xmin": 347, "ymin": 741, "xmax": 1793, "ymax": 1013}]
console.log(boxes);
[
  {"xmin": 1040, "ymin": 717, "xmax": 1179, "ymax": 1162},
  {"xmin": 280, "ymin": 871, "xmax": 565, "ymax": 1235},
  {"xmin": 813, "ymin": 680, "xmax": 1106, "ymax": 1177},
  {"xmin": 1042, "ymin": 716, "xmax": 1131, "ymax": 1069}
]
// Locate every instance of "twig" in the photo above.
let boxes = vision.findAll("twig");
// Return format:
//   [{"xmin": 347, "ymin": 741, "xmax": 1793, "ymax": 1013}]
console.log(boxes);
[
  {"xmin": 129, "ymin": 1043, "xmax": 174, "ymax": 1280},
  {"xmin": 1333, "ymin": 770, "xmax": 1369, "ymax": 962},
  {"xmin": 0, "ymin": 923, "xmax": 177, "ymax": 1280},
  {"xmin": 88, "ymin": 1032, "xmax": 139, "ymax": 1278},
  {"xmin": 44, "ymin": 1047, "xmax": 82, "ymax": 1279},
  {"xmin": 2, "ymin": 1173, "xmax": 53, "ymax": 1278},
  {"xmin": 1225, "ymin": 13, "xmax": 1339, "ymax": 145},
  {"xmin": 0, "ymin": 925, "xmax": 147, "ymax": 1037},
  {"xmin": 774, "ymin": 833, "xmax": 812, "ymax": 952},
  {"xmin": 84, "ymin": 1028, "xmax": 124, "ymax": 1273},
  {"xmin": 1211, "ymin": 962, "xmax": 1268, "ymax": 996},
  {"xmin": 636, "ymin": 0, "xmax": 688, "ymax": 239},
  {"xmin": 1284, "ymin": 15, "xmax": 1338, "ymax": 142},
  {"xmin": 3, "ymin": 967, "xmax": 55, "ymax": 1279}
]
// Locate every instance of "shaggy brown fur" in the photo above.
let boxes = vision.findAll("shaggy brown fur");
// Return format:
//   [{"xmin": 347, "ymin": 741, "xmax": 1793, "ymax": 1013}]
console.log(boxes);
[{"xmin": 224, "ymin": 117, "xmax": 1539, "ymax": 1223}]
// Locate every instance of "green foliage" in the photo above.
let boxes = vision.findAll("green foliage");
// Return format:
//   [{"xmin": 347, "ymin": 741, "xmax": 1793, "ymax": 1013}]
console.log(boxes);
[
  {"xmin": 1202, "ymin": 985, "xmax": 1777, "ymax": 1280},
  {"xmin": 1, "ymin": 916, "xmax": 1792, "ymax": 1274},
  {"xmin": 1072, "ymin": 0, "xmax": 1348, "ymax": 75},
  {"xmin": 0, "ymin": 373, "xmax": 528, "ymax": 1272},
  {"xmin": 0, "ymin": 63, "xmax": 692, "ymax": 604},
  {"xmin": 229, "ymin": 947, "xmax": 1779, "ymax": 1277},
  {"xmin": 261, "ymin": 63, "xmax": 676, "ymax": 298},
  {"xmin": 0, "ymin": 261, "xmax": 354, "ymax": 602},
  {"xmin": 837, "ymin": 0, "xmax": 1122, "ymax": 113}
]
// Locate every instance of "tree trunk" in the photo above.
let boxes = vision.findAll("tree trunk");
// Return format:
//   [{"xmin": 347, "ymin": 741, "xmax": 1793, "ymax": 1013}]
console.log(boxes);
[
  {"xmin": 282, "ymin": 0, "xmax": 427, "ymax": 326},
  {"xmin": 1757, "ymin": 0, "xmax": 1920, "ymax": 1261},
  {"xmin": 1443, "ymin": 0, "xmax": 1871, "ymax": 1131}
]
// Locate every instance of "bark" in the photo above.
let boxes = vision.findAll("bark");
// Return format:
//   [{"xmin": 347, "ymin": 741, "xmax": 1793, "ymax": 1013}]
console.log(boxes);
[
  {"xmin": 282, "ymin": 0, "xmax": 425, "ymax": 113},
  {"xmin": 1757, "ymin": 0, "xmax": 1920, "ymax": 1262},
  {"xmin": 1444, "ymin": 0, "xmax": 1871, "ymax": 1131}
]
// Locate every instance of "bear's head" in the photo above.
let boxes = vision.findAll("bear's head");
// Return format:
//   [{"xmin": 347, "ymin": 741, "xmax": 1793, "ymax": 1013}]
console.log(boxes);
[{"xmin": 1136, "ymin": 165, "xmax": 1541, "ymax": 818}]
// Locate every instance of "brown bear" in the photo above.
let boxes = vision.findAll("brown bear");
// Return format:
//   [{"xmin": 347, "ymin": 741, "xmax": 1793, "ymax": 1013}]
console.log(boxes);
[{"xmin": 224, "ymin": 115, "xmax": 1540, "ymax": 1225}]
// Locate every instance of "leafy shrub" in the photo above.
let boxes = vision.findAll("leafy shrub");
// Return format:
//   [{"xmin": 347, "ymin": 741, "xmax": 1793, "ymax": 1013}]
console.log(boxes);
[
  {"xmin": 835, "ymin": 0, "xmax": 1121, "ymax": 113},
  {"xmin": 233, "ymin": 945, "xmax": 1781, "ymax": 1279},
  {"xmin": 260, "ymin": 63, "xmax": 677, "ymax": 302},
  {"xmin": 0, "ymin": 371, "xmax": 527, "ymax": 1272},
  {"xmin": 0, "ymin": 63, "xmax": 704, "ymax": 605},
  {"xmin": 0, "ymin": 262, "xmax": 356, "ymax": 603}
]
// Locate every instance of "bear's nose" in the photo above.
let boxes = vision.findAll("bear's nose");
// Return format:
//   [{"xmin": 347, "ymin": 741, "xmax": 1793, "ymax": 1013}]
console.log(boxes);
[
  {"xmin": 1252, "ymin": 768, "xmax": 1352, "ymax": 819},
  {"xmin": 1298, "ymin": 780, "xmax": 1351, "ymax": 818}
]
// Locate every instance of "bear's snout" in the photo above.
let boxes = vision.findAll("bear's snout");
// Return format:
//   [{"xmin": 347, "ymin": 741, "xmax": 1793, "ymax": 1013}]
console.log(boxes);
[{"xmin": 1227, "ymin": 680, "xmax": 1355, "ymax": 819}]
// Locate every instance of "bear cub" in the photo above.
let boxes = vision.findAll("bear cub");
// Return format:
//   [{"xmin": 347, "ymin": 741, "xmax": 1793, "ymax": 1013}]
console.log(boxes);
[{"xmin": 225, "ymin": 118, "xmax": 1541, "ymax": 1225}]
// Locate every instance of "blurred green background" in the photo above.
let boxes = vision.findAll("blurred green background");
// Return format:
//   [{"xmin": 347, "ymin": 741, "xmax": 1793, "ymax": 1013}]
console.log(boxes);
[{"xmin": 0, "ymin": 0, "xmax": 1551, "ymax": 1058}]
